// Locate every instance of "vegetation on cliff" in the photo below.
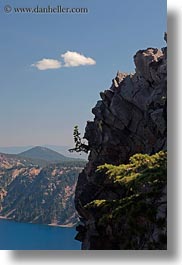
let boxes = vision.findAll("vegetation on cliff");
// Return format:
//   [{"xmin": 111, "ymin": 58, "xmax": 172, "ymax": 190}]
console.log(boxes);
[
  {"xmin": 83, "ymin": 151, "xmax": 167, "ymax": 249},
  {"xmin": 69, "ymin": 126, "xmax": 89, "ymax": 154},
  {"xmin": 74, "ymin": 36, "xmax": 167, "ymax": 249}
]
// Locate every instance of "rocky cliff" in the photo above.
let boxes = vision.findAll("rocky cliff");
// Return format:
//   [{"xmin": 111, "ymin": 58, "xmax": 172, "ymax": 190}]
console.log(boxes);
[
  {"xmin": 0, "ymin": 153, "xmax": 84, "ymax": 226},
  {"xmin": 75, "ymin": 35, "xmax": 167, "ymax": 249}
]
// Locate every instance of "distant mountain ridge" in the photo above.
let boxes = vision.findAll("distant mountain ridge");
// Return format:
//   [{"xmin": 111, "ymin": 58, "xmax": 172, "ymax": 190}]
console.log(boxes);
[
  {"xmin": 18, "ymin": 146, "xmax": 75, "ymax": 162},
  {"xmin": 0, "ymin": 145, "xmax": 88, "ymax": 160}
]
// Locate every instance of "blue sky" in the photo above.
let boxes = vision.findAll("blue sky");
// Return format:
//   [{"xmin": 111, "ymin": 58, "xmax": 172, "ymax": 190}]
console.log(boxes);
[{"xmin": 0, "ymin": 0, "xmax": 166, "ymax": 147}]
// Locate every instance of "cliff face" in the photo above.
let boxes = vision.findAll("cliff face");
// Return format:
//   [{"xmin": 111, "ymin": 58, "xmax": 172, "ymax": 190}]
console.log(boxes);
[
  {"xmin": 0, "ymin": 154, "xmax": 84, "ymax": 226},
  {"xmin": 75, "ymin": 36, "xmax": 167, "ymax": 249}
]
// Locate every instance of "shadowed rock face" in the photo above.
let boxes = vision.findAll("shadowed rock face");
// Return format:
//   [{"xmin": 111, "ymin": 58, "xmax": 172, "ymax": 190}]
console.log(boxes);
[{"xmin": 75, "ymin": 35, "xmax": 167, "ymax": 250}]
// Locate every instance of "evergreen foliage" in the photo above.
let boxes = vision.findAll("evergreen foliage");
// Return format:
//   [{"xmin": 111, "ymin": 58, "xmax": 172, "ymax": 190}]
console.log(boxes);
[
  {"xmin": 69, "ymin": 126, "xmax": 89, "ymax": 154},
  {"xmin": 84, "ymin": 151, "xmax": 167, "ymax": 249}
]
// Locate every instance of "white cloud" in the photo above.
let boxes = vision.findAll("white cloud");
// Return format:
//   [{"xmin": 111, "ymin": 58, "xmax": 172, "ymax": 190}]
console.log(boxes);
[
  {"xmin": 32, "ymin": 51, "xmax": 96, "ymax": 70},
  {"xmin": 32, "ymin": 58, "xmax": 61, "ymax": 70},
  {"xmin": 61, "ymin": 51, "xmax": 96, "ymax": 67}
]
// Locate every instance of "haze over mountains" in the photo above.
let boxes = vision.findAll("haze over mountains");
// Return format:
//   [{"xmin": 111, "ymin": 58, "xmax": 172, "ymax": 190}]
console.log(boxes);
[
  {"xmin": 0, "ymin": 146, "xmax": 86, "ymax": 168},
  {"xmin": 0, "ymin": 145, "xmax": 88, "ymax": 160},
  {"xmin": 18, "ymin": 146, "xmax": 81, "ymax": 162}
]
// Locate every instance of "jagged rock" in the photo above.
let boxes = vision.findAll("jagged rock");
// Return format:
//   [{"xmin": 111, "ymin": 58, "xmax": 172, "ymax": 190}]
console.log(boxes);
[
  {"xmin": 164, "ymin": 32, "xmax": 167, "ymax": 43},
  {"xmin": 134, "ymin": 48, "xmax": 163, "ymax": 84},
  {"xmin": 75, "ymin": 36, "xmax": 167, "ymax": 249},
  {"xmin": 150, "ymin": 109, "xmax": 166, "ymax": 134},
  {"xmin": 110, "ymin": 71, "xmax": 128, "ymax": 90}
]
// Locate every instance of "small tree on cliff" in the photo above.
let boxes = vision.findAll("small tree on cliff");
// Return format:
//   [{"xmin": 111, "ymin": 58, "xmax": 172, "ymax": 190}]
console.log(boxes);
[{"xmin": 69, "ymin": 125, "xmax": 89, "ymax": 154}]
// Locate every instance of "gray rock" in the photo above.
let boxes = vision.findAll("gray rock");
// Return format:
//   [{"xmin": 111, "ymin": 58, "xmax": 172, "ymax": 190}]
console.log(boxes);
[{"xmin": 75, "ymin": 36, "xmax": 167, "ymax": 250}]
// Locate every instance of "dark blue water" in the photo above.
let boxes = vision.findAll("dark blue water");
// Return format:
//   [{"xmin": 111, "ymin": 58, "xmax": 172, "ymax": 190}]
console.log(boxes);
[{"xmin": 0, "ymin": 219, "xmax": 81, "ymax": 250}]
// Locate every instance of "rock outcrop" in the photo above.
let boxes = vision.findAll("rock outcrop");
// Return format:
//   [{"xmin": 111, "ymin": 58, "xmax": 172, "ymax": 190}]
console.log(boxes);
[{"xmin": 75, "ymin": 35, "xmax": 167, "ymax": 249}]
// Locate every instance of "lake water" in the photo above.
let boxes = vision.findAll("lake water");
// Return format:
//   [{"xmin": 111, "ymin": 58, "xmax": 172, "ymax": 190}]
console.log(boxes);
[{"xmin": 0, "ymin": 219, "xmax": 81, "ymax": 250}]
